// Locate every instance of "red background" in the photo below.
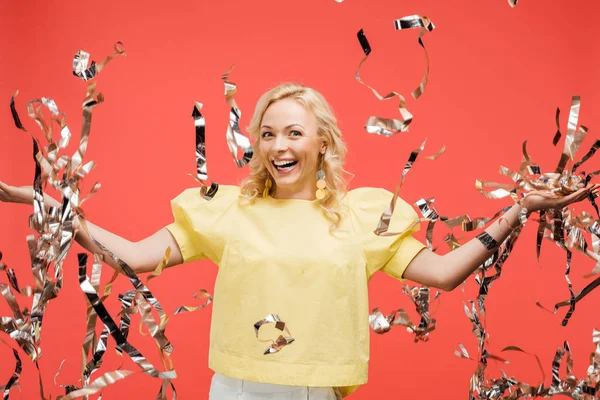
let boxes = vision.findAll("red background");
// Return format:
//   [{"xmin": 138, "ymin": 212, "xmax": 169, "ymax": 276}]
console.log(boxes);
[{"xmin": 1, "ymin": 0, "xmax": 599, "ymax": 398}]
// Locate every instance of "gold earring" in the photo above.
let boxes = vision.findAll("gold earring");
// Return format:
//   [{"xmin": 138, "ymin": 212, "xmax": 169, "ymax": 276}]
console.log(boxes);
[
  {"xmin": 315, "ymin": 154, "xmax": 328, "ymax": 200},
  {"xmin": 263, "ymin": 177, "xmax": 272, "ymax": 198}
]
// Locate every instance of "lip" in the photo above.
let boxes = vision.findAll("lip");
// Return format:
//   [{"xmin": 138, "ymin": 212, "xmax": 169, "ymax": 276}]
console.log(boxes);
[{"xmin": 272, "ymin": 160, "xmax": 299, "ymax": 175}]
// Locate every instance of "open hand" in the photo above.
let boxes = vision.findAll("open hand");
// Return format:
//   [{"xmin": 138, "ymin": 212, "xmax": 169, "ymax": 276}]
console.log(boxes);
[{"xmin": 522, "ymin": 183, "xmax": 600, "ymax": 213}]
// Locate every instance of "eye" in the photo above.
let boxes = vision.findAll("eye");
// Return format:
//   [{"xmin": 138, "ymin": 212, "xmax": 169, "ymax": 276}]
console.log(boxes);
[
  {"xmin": 261, "ymin": 131, "xmax": 273, "ymax": 138},
  {"xmin": 290, "ymin": 130, "xmax": 302, "ymax": 137}
]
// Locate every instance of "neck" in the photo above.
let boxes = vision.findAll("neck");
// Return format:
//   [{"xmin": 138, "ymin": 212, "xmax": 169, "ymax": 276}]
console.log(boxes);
[{"xmin": 272, "ymin": 184, "xmax": 316, "ymax": 200}]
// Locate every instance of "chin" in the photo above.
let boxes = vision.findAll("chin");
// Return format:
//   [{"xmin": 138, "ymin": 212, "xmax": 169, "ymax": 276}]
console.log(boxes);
[
  {"xmin": 271, "ymin": 168, "xmax": 298, "ymax": 183},
  {"xmin": 274, "ymin": 172, "xmax": 303, "ymax": 188},
  {"xmin": 274, "ymin": 177, "xmax": 298, "ymax": 188}
]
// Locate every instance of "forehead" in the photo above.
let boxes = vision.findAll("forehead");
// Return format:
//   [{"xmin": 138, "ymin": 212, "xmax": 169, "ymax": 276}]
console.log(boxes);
[{"xmin": 261, "ymin": 98, "xmax": 317, "ymax": 128}]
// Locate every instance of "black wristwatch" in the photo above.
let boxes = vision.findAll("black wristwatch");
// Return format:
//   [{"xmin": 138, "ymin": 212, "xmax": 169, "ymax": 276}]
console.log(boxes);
[{"xmin": 476, "ymin": 232, "xmax": 499, "ymax": 251}]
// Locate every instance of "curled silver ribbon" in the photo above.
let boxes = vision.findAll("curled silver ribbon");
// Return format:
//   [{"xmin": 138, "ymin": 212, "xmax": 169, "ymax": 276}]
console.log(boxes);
[
  {"xmin": 189, "ymin": 102, "xmax": 218, "ymax": 200},
  {"xmin": 222, "ymin": 65, "xmax": 253, "ymax": 167},
  {"xmin": 253, "ymin": 314, "xmax": 295, "ymax": 355}
]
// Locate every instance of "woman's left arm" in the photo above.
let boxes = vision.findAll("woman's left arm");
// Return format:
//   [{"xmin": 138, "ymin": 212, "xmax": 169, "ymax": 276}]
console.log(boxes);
[{"xmin": 402, "ymin": 184, "xmax": 600, "ymax": 291}]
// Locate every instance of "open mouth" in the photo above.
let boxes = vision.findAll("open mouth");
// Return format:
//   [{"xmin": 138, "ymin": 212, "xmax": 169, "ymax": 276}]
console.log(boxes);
[{"xmin": 272, "ymin": 159, "xmax": 298, "ymax": 172}]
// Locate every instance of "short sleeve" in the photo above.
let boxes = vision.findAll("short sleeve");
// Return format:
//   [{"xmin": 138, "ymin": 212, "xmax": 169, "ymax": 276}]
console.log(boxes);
[
  {"xmin": 348, "ymin": 187, "xmax": 426, "ymax": 281},
  {"xmin": 165, "ymin": 185, "xmax": 239, "ymax": 264}
]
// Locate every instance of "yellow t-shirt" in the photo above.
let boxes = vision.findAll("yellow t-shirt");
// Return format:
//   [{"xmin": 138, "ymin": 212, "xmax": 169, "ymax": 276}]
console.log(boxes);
[{"xmin": 166, "ymin": 185, "xmax": 425, "ymax": 397}]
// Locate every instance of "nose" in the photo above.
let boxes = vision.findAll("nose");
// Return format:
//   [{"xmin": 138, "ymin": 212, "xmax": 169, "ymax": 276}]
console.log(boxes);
[{"xmin": 273, "ymin": 135, "xmax": 288, "ymax": 153}]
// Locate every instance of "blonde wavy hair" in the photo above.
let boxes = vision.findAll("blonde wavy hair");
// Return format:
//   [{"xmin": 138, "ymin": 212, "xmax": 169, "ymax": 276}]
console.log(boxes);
[{"xmin": 240, "ymin": 83, "xmax": 348, "ymax": 229}]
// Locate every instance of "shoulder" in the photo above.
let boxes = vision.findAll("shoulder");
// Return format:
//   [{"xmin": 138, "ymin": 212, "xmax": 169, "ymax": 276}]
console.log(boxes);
[
  {"xmin": 176, "ymin": 184, "xmax": 239, "ymax": 200},
  {"xmin": 347, "ymin": 187, "xmax": 393, "ymax": 209},
  {"xmin": 346, "ymin": 187, "xmax": 417, "ymax": 224},
  {"xmin": 171, "ymin": 185, "xmax": 241, "ymax": 209}
]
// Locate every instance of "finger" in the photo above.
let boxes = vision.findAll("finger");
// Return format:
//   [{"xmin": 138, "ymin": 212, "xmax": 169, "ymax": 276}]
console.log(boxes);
[
  {"xmin": 0, "ymin": 182, "xmax": 11, "ymax": 196},
  {"xmin": 529, "ymin": 190, "xmax": 559, "ymax": 199},
  {"xmin": 563, "ymin": 188, "xmax": 588, "ymax": 205}
]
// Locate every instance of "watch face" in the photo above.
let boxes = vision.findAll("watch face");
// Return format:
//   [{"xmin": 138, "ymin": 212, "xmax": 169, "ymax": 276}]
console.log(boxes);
[{"xmin": 476, "ymin": 232, "xmax": 498, "ymax": 251}]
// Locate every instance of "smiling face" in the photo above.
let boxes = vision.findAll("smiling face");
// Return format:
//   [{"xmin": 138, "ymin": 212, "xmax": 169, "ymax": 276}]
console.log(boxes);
[{"xmin": 258, "ymin": 98, "xmax": 326, "ymax": 200}]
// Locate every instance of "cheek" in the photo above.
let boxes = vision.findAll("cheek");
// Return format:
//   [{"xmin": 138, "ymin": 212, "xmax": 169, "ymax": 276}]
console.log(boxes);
[
  {"xmin": 302, "ymin": 144, "xmax": 320, "ymax": 166},
  {"xmin": 257, "ymin": 143, "xmax": 270, "ymax": 161},
  {"xmin": 298, "ymin": 141, "xmax": 318, "ymax": 158}
]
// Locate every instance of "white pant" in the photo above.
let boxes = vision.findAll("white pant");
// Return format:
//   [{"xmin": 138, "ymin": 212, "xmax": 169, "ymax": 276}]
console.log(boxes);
[{"xmin": 209, "ymin": 373, "xmax": 338, "ymax": 399}]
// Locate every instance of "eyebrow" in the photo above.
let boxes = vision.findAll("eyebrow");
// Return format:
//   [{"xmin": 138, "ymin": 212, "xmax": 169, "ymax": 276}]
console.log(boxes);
[{"xmin": 260, "ymin": 124, "xmax": 305, "ymax": 130}]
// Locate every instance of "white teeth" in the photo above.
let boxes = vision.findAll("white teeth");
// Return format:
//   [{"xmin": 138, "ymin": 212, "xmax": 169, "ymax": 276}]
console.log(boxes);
[
  {"xmin": 273, "ymin": 160, "xmax": 297, "ymax": 169},
  {"xmin": 274, "ymin": 160, "xmax": 297, "ymax": 166}
]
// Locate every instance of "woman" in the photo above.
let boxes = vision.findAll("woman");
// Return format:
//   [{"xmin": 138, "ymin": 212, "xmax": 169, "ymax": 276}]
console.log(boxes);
[{"xmin": 1, "ymin": 83, "xmax": 596, "ymax": 399}]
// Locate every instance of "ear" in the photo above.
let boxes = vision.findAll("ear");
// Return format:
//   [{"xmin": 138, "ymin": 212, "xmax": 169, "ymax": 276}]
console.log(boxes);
[{"xmin": 320, "ymin": 142, "xmax": 327, "ymax": 154}]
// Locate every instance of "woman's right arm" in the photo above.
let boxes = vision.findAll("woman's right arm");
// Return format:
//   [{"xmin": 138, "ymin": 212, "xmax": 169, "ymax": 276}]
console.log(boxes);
[
  {"xmin": 75, "ymin": 220, "xmax": 183, "ymax": 274},
  {"xmin": 0, "ymin": 182, "xmax": 183, "ymax": 274}
]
